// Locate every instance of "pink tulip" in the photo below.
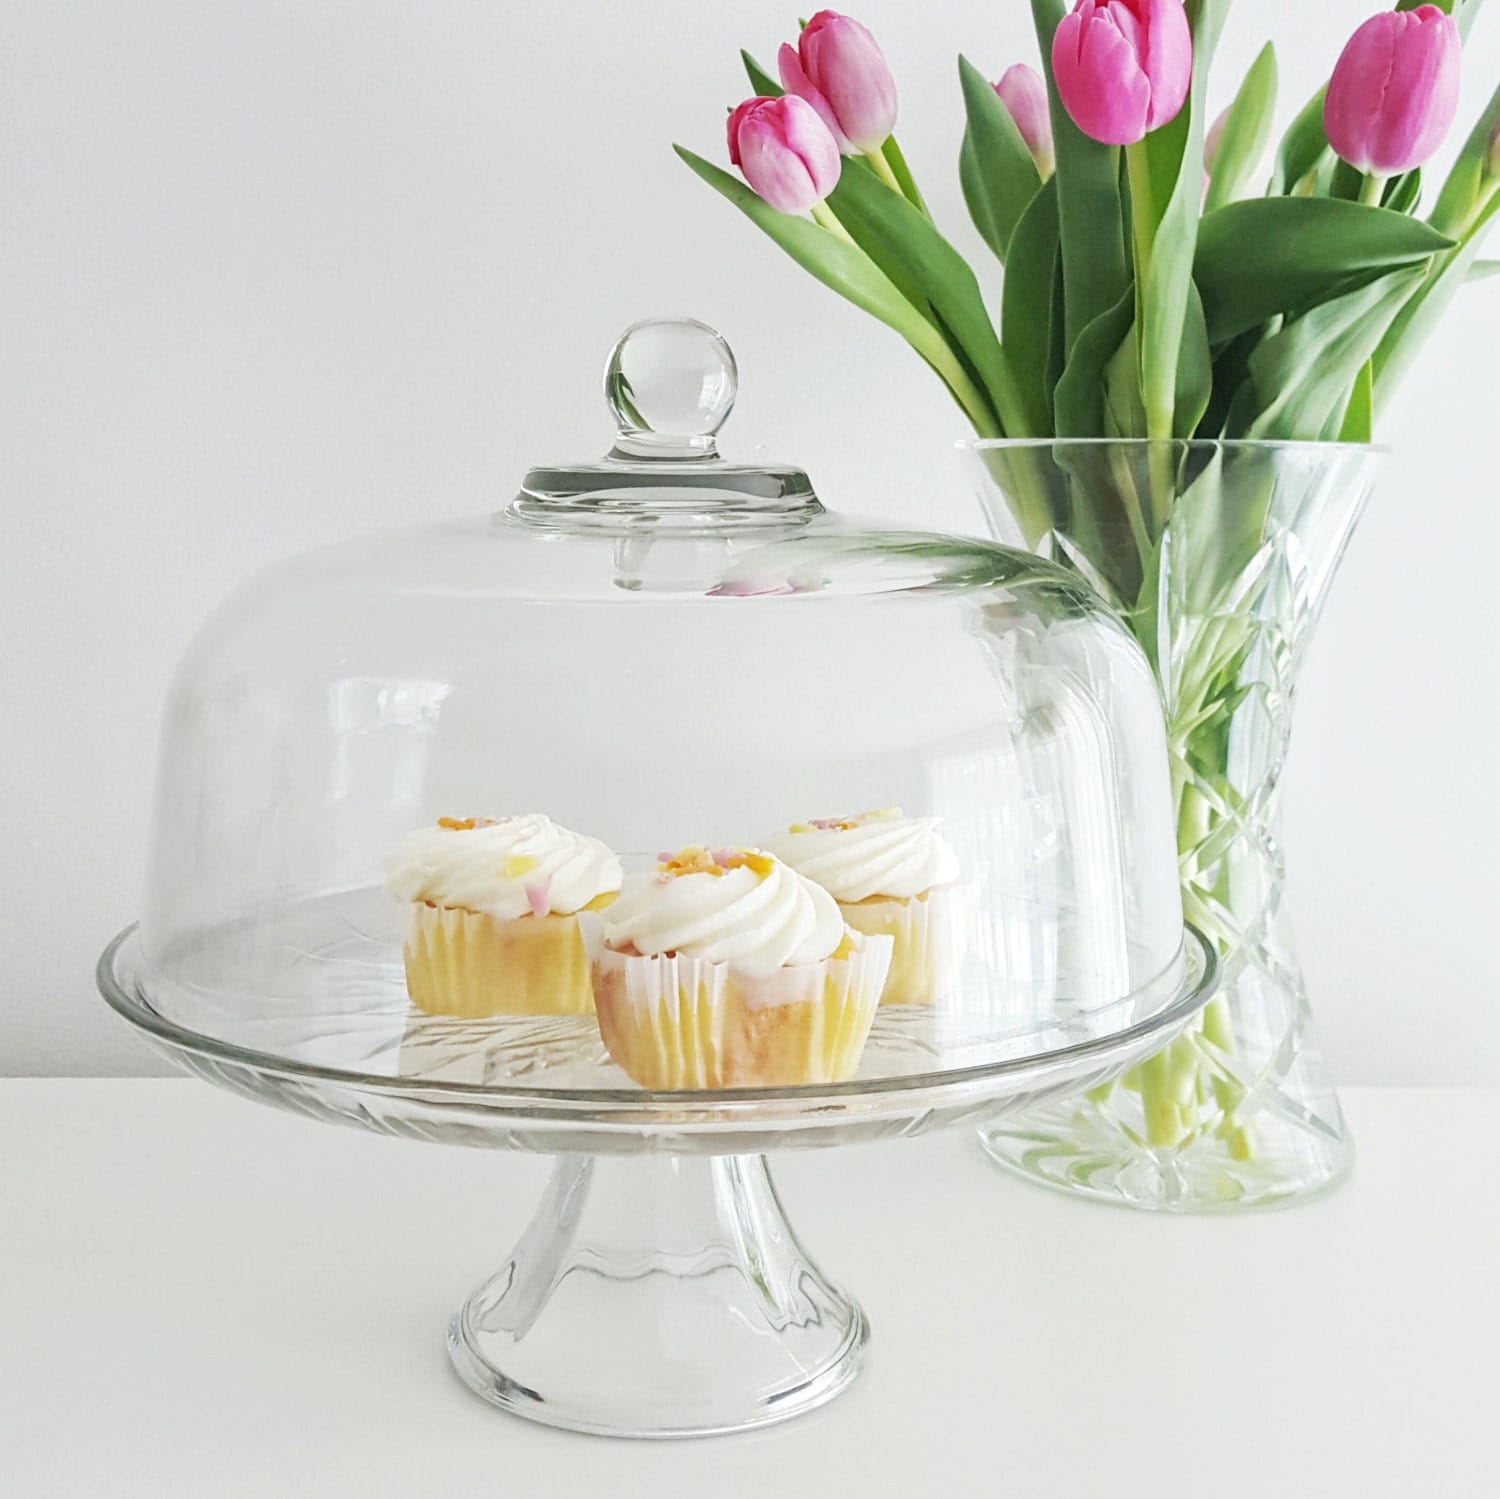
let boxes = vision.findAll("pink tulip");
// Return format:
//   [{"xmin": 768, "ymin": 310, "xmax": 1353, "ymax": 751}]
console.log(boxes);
[
  {"xmin": 1324, "ymin": 6, "xmax": 1461, "ymax": 175},
  {"xmin": 1051, "ymin": 0, "xmax": 1193, "ymax": 147},
  {"xmin": 994, "ymin": 64, "xmax": 1055, "ymax": 177},
  {"xmin": 727, "ymin": 95, "xmax": 842, "ymax": 214},
  {"xmin": 778, "ymin": 11, "xmax": 897, "ymax": 155}
]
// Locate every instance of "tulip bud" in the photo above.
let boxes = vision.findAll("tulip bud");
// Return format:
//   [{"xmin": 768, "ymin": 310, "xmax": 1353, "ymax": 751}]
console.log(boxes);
[
  {"xmin": 1051, "ymin": 0, "xmax": 1193, "ymax": 147},
  {"xmin": 778, "ymin": 10, "xmax": 897, "ymax": 155},
  {"xmin": 994, "ymin": 64, "xmax": 1056, "ymax": 177},
  {"xmin": 1324, "ymin": 6, "xmax": 1461, "ymax": 176},
  {"xmin": 1203, "ymin": 104, "xmax": 1229, "ymax": 174},
  {"xmin": 726, "ymin": 95, "xmax": 843, "ymax": 215}
]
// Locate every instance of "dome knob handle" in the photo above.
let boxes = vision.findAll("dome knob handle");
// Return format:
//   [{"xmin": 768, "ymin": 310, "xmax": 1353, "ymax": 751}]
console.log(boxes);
[{"xmin": 604, "ymin": 318, "xmax": 738, "ymax": 459}]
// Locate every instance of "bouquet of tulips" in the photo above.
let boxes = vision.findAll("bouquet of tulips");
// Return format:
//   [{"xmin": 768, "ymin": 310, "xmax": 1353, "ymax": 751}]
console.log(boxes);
[
  {"xmin": 678, "ymin": 4, "xmax": 1499, "ymax": 1181},
  {"xmin": 679, "ymin": 3, "xmax": 1498, "ymax": 450}
]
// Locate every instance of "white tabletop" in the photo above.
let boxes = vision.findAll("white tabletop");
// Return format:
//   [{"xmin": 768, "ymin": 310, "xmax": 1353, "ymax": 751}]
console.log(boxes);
[{"xmin": 2, "ymin": 1081, "xmax": 1493, "ymax": 1498}]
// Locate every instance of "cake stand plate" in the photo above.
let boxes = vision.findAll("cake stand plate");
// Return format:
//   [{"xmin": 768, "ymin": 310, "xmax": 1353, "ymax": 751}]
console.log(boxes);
[{"xmin": 98, "ymin": 924, "xmax": 1214, "ymax": 1438}]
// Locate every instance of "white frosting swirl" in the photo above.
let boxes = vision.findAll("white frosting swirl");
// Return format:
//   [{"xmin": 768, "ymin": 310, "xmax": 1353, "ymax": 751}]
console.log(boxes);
[
  {"xmin": 385, "ymin": 815, "xmax": 621, "ymax": 920},
  {"xmin": 600, "ymin": 851, "xmax": 844, "ymax": 977},
  {"xmin": 764, "ymin": 811, "xmax": 959, "ymax": 903}
]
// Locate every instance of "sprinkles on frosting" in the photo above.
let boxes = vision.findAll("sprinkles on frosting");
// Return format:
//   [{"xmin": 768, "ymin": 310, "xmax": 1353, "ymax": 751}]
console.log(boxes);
[
  {"xmin": 786, "ymin": 808, "xmax": 903, "ymax": 834},
  {"xmin": 429, "ymin": 825, "xmax": 552, "ymax": 913},
  {"xmin": 655, "ymin": 845, "xmax": 776, "ymax": 881}
]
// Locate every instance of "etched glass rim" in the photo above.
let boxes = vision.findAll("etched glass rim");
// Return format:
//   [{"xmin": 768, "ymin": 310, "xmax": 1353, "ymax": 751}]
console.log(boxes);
[{"xmin": 97, "ymin": 923, "xmax": 1216, "ymax": 1121}]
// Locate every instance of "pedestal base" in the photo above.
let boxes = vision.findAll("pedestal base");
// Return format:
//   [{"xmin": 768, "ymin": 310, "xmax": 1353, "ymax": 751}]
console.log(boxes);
[{"xmin": 447, "ymin": 1153, "xmax": 867, "ymax": 1437}]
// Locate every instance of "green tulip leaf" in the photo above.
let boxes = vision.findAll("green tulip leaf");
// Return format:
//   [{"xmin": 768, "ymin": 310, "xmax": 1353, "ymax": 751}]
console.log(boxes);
[
  {"xmin": 1383, "ymin": 169, "xmax": 1424, "ymax": 216},
  {"xmin": 1270, "ymin": 87, "xmax": 1331, "ymax": 195},
  {"xmin": 1338, "ymin": 360, "xmax": 1375, "ymax": 443},
  {"xmin": 1030, "ymin": 0, "xmax": 1129, "ymax": 351},
  {"xmin": 676, "ymin": 147, "xmax": 908, "ymax": 329},
  {"xmin": 674, "ymin": 146, "xmax": 1002, "ymax": 434},
  {"xmin": 881, "ymin": 137, "xmax": 929, "ymax": 216},
  {"xmin": 958, "ymin": 53, "xmax": 1043, "ymax": 265},
  {"xmin": 1374, "ymin": 200, "xmax": 1500, "ymax": 406},
  {"xmin": 1195, "ymin": 327, "xmax": 1262, "ymax": 438},
  {"xmin": 958, "ymin": 134, "xmax": 1004, "ymax": 262},
  {"xmin": 1205, "ymin": 42, "xmax": 1278, "ymax": 213},
  {"xmin": 1000, "ymin": 177, "xmax": 1062, "ymax": 435},
  {"xmin": 1195, "ymin": 197, "xmax": 1453, "ymax": 343},
  {"xmin": 740, "ymin": 50, "xmax": 781, "ymax": 98},
  {"xmin": 827, "ymin": 161, "xmax": 1023, "ymax": 433},
  {"xmin": 1230, "ymin": 262, "xmax": 1429, "ymax": 439},
  {"xmin": 1468, "ymin": 260, "xmax": 1500, "ymax": 282},
  {"xmin": 1054, "ymin": 284, "xmax": 1136, "ymax": 437},
  {"xmin": 1103, "ymin": 322, "xmax": 1147, "ymax": 437},
  {"xmin": 1174, "ymin": 284, "xmax": 1213, "ymax": 438}
]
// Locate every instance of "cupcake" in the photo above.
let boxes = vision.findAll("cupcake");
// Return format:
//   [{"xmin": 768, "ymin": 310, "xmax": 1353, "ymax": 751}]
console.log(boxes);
[
  {"xmin": 584, "ymin": 846, "xmax": 891, "ymax": 1089},
  {"xmin": 765, "ymin": 809, "xmax": 959, "ymax": 1006},
  {"xmin": 385, "ymin": 814, "xmax": 621, "ymax": 1017}
]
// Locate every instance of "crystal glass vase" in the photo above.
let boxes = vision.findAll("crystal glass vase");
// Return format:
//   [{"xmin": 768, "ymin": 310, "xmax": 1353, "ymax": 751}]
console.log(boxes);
[{"xmin": 964, "ymin": 440, "xmax": 1382, "ymax": 1211}]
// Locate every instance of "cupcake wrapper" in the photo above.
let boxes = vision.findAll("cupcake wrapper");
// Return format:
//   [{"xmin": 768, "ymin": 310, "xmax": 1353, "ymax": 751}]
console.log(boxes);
[
  {"xmin": 581, "ymin": 922, "xmax": 892, "ymax": 1090},
  {"xmin": 402, "ymin": 902, "xmax": 595, "ymax": 1017},
  {"xmin": 838, "ymin": 886, "xmax": 959, "ymax": 1006}
]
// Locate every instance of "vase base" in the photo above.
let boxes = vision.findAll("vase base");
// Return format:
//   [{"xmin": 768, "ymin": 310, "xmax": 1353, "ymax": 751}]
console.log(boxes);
[{"xmin": 978, "ymin": 1104, "xmax": 1354, "ymax": 1214}]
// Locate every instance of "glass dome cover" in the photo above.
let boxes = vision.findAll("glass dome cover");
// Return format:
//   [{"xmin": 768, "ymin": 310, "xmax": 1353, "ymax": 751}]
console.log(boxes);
[{"xmin": 124, "ymin": 319, "xmax": 1188, "ymax": 1105}]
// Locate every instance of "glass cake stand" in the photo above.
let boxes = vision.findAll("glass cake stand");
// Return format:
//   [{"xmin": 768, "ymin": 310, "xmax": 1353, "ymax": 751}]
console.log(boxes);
[{"xmin": 98, "ymin": 918, "xmax": 1214, "ymax": 1440}]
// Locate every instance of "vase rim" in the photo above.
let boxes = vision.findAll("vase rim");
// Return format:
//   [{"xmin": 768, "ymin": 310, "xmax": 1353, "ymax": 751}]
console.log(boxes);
[{"xmin": 958, "ymin": 437, "xmax": 1388, "ymax": 457}]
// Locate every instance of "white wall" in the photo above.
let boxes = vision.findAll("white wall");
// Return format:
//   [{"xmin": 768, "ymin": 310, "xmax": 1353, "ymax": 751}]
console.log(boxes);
[{"xmin": 3, "ymin": 0, "xmax": 1497, "ymax": 1081}]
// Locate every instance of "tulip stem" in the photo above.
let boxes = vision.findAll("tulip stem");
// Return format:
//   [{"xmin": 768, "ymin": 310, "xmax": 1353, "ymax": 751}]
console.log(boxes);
[
  {"xmin": 1126, "ymin": 144, "xmax": 1155, "ymax": 305},
  {"xmin": 864, "ymin": 148, "xmax": 906, "ymax": 198},
  {"xmin": 810, "ymin": 201, "xmax": 857, "ymax": 244},
  {"xmin": 1125, "ymin": 143, "xmax": 1173, "ymax": 442},
  {"xmin": 1359, "ymin": 172, "xmax": 1386, "ymax": 206}
]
